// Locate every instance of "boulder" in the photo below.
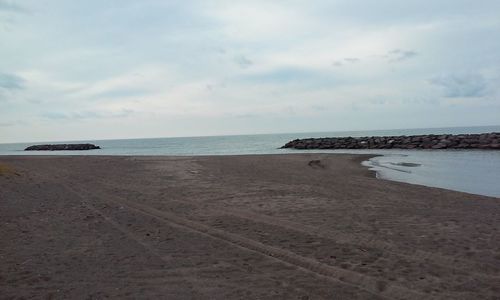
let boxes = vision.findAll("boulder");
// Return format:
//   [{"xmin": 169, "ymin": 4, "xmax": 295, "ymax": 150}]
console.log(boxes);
[
  {"xmin": 281, "ymin": 132, "xmax": 500, "ymax": 150},
  {"xmin": 25, "ymin": 143, "xmax": 101, "ymax": 151}
]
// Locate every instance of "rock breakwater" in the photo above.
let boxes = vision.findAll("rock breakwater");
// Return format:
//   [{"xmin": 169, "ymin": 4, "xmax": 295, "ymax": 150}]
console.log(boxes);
[
  {"xmin": 25, "ymin": 144, "xmax": 101, "ymax": 151},
  {"xmin": 281, "ymin": 133, "xmax": 500, "ymax": 150}
]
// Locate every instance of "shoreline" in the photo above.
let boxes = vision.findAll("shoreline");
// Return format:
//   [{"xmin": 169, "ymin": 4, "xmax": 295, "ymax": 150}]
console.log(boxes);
[
  {"xmin": 1, "ymin": 154, "xmax": 499, "ymax": 299},
  {"xmin": 3, "ymin": 152, "xmax": 499, "ymax": 198}
]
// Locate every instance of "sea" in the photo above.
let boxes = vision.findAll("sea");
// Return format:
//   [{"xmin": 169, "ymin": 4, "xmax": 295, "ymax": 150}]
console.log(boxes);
[{"xmin": 1, "ymin": 125, "xmax": 500, "ymax": 198}]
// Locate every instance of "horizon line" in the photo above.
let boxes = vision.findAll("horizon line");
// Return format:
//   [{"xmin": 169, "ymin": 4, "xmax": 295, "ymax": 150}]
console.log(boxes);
[{"xmin": 1, "ymin": 124, "xmax": 500, "ymax": 145}]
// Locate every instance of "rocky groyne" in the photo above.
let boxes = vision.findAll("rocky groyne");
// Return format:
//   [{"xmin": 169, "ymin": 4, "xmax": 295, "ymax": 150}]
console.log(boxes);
[
  {"xmin": 281, "ymin": 132, "xmax": 500, "ymax": 150},
  {"xmin": 25, "ymin": 144, "xmax": 101, "ymax": 151}
]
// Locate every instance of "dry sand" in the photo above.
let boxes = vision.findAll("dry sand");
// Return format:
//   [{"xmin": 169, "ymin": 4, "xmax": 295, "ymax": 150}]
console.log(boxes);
[{"xmin": 1, "ymin": 154, "xmax": 499, "ymax": 299}]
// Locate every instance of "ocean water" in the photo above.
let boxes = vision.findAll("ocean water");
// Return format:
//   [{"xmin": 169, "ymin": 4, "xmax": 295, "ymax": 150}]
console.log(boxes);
[{"xmin": 1, "ymin": 125, "xmax": 499, "ymax": 198}]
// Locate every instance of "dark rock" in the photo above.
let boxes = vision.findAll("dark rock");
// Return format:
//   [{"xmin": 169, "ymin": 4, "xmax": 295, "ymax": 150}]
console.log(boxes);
[
  {"xmin": 25, "ymin": 143, "xmax": 101, "ymax": 151},
  {"xmin": 281, "ymin": 132, "xmax": 500, "ymax": 151},
  {"xmin": 432, "ymin": 143, "xmax": 447, "ymax": 149},
  {"xmin": 308, "ymin": 160, "xmax": 325, "ymax": 169}
]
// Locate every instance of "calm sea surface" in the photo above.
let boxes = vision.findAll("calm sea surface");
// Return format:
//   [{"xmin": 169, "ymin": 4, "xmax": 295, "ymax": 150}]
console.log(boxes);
[{"xmin": 1, "ymin": 126, "xmax": 500, "ymax": 198}]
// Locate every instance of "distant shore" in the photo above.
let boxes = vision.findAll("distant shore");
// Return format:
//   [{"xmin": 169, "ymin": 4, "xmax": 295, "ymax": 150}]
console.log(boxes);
[{"xmin": 1, "ymin": 154, "xmax": 499, "ymax": 299}]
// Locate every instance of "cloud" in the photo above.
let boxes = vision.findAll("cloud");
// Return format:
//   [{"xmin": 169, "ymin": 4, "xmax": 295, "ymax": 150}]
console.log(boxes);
[
  {"xmin": 2, "ymin": 1, "xmax": 500, "ymax": 142},
  {"xmin": 429, "ymin": 73, "xmax": 488, "ymax": 98},
  {"xmin": 332, "ymin": 57, "xmax": 360, "ymax": 67},
  {"xmin": 205, "ymin": 82, "xmax": 227, "ymax": 92},
  {"xmin": 0, "ymin": 0, "xmax": 24, "ymax": 12},
  {"xmin": 0, "ymin": 72, "xmax": 25, "ymax": 90},
  {"xmin": 344, "ymin": 57, "xmax": 360, "ymax": 63},
  {"xmin": 92, "ymin": 88, "xmax": 150, "ymax": 99},
  {"xmin": 238, "ymin": 67, "xmax": 327, "ymax": 84},
  {"xmin": 333, "ymin": 50, "xmax": 416, "ymax": 68},
  {"xmin": 0, "ymin": 72, "xmax": 25, "ymax": 101},
  {"xmin": 234, "ymin": 55, "xmax": 253, "ymax": 68},
  {"xmin": 42, "ymin": 109, "xmax": 134, "ymax": 121},
  {"xmin": 386, "ymin": 49, "xmax": 418, "ymax": 62}
]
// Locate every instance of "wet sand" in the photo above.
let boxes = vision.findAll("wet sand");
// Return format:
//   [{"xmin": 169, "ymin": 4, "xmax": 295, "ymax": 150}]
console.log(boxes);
[{"xmin": 1, "ymin": 154, "xmax": 499, "ymax": 299}]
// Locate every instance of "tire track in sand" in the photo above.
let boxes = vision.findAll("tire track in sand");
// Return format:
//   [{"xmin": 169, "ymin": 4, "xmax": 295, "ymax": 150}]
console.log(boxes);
[
  {"xmin": 212, "ymin": 207, "xmax": 500, "ymax": 279},
  {"xmin": 96, "ymin": 180, "xmax": 500, "ymax": 278},
  {"xmin": 62, "ymin": 185, "xmax": 328, "ymax": 300},
  {"xmin": 64, "ymin": 184, "xmax": 434, "ymax": 300}
]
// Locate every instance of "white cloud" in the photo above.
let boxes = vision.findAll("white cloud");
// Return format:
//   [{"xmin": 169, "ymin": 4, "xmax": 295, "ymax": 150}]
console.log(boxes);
[
  {"xmin": 0, "ymin": 72, "xmax": 24, "ymax": 90},
  {"xmin": 1, "ymin": 1, "xmax": 500, "ymax": 142},
  {"xmin": 0, "ymin": 0, "xmax": 24, "ymax": 12},
  {"xmin": 429, "ymin": 73, "xmax": 488, "ymax": 98}
]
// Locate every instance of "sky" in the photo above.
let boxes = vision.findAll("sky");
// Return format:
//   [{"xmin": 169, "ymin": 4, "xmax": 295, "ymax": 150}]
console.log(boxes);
[{"xmin": 1, "ymin": 0, "xmax": 500, "ymax": 143}]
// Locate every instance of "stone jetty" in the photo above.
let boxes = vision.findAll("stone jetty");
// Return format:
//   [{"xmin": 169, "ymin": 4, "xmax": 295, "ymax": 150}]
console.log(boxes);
[
  {"xmin": 25, "ymin": 144, "xmax": 101, "ymax": 151},
  {"xmin": 281, "ymin": 132, "xmax": 500, "ymax": 150}
]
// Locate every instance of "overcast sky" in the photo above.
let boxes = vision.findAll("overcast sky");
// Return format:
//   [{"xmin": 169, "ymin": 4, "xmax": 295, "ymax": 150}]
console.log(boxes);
[{"xmin": 1, "ymin": 0, "xmax": 500, "ymax": 143}]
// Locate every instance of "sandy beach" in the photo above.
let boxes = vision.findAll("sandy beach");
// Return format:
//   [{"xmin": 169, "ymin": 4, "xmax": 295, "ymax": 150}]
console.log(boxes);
[{"xmin": 1, "ymin": 154, "xmax": 499, "ymax": 299}]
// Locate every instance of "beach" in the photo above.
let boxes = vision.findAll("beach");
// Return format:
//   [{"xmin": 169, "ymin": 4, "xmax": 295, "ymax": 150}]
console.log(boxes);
[{"xmin": 1, "ymin": 154, "xmax": 499, "ymax": 299}]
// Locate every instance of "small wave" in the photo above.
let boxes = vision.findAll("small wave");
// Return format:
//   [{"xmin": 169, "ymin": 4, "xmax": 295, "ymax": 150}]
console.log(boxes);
[
  {"xmin": 363, "ymin": 159, "xmax": 412, "ymax": 174},
  {"xmin": 390, "ymin": 162, "xmax": 421, "ymax": 167}
]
